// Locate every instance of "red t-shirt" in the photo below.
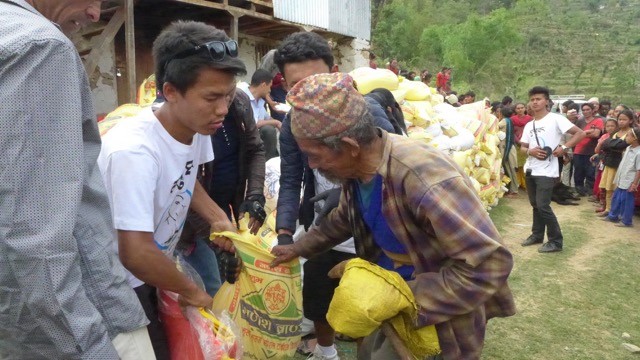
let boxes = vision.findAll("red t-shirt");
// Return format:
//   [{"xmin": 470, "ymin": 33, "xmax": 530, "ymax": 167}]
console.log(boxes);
[
  {"xmin": 436, "ymin": 72, "xmax": 446, "ymax": 89},
  {"xmin": 387, "ymin": 65, "xmax": 399, "ymax": 75},
  {"xmin": 511, "ymin": 114, "xmax": 533, "ymax": 142},
  {"xmin": 574, "ymin": 117, "xmax": 604, "ymax": 155}
]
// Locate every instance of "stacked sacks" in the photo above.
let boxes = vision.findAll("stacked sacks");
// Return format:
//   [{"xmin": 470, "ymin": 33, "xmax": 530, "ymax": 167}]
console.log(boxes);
[{"xmin": 346, "ymin": 67, "xmax": 506, "ymax": 209}]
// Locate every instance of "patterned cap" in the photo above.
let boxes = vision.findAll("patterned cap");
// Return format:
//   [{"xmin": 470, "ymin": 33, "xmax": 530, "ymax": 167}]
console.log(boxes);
[{"xmin": 287, "ymin": 73, "xmax": 367, "ymax": 140}]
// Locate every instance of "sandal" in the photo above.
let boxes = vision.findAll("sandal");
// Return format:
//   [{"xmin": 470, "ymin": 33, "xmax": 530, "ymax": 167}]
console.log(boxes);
[{"xmin": 296, "ymin": 336, "xmax": 317, "ymax": 356}]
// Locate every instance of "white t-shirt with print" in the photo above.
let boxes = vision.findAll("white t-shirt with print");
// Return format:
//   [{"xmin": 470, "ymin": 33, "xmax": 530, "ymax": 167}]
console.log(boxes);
[
  {"xmin": 98, "ymin": 108, "xmax": 214, "ymax": 288},
  {"xmin": 521, "ymin": 112, "xmax": 574, "ymax": 178}
]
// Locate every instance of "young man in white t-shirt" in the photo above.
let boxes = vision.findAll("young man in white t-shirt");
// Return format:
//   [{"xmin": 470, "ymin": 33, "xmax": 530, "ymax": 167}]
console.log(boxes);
[
  {"xmin": 98, "ymin": 21, "xmax": 246, "ymax": 359},
  {"xmin": 519, "ymin": 86, "xmax": 585, "ymax": 253}
]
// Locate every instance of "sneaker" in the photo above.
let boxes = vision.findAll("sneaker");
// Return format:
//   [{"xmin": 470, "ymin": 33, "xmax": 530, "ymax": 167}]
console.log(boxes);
[
  {"xmin": 538, "ymin": 242, "xmax": 562, "ymax": 253},
  {"xmin": 521, "ymin": 235, "xmax": 543, "ymax": 247},
  {"xmin": 308, "ymin": 346, "xmax": 340, "ymax": 360},
  {"xmin": 601, "ymin": 217, "xmax": 619, "ymax": 223}
]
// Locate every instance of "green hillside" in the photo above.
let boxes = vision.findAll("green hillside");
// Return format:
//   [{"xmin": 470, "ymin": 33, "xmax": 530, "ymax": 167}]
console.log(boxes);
[{"xmin": 371, "ymin": 0, "xmax": 640, "ymax": 107}]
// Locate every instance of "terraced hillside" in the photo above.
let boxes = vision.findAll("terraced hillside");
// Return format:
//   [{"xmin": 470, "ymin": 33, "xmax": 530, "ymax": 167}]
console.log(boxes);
[{"xmin": 372, "ymin": 0, "xmax": 640, "ymax": 106}]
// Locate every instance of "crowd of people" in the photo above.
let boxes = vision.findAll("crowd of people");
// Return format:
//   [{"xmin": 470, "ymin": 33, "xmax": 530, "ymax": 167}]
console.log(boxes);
[
  {"xmin": 0, "ymin": 1, "xmax": 637, "ymax": 360},
  {"xmin": 490, "ymin": 93, "xmax": 640, "ymax": 249}
]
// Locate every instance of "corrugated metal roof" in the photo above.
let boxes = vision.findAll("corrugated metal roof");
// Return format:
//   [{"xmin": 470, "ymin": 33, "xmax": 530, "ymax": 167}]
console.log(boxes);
[
  {"xmin": 327, "ymin": 0, "xmax": 370, "ymax": 40},
  {"xmin": 273, "ymin": 0, "xmax": 370, "ymax": 40}
]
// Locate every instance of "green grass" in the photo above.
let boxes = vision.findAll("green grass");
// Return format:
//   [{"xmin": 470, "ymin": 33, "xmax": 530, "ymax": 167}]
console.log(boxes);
[{"xmin": 483, "ymin": 201, "xmax": 640, "ymax": 360}]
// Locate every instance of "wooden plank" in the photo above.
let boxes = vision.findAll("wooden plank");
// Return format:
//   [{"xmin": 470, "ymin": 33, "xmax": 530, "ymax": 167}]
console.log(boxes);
[
  {"xmin": 83, "ymin": 7, "xmax": 125, "ymax": 76},
  {"xmin": 125, "ymin": 0, "xmax": 136, "ymax": 103},
  {"xmin": 173, "ymin": 0, "xmax": 272, "ymax": 20},
  {"xmin": 248, "ymin": 0, "xmax": 272, "ymax": 8}
]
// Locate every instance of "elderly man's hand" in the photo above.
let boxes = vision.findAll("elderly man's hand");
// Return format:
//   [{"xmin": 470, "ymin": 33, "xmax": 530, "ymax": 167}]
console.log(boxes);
[
  {"xmin": 210, "ymin": 220, "xmax": 237, "ymax": 253},
  {"xmin": 270, "ymin": 245, "xmax": 298, "ymax": 267}
]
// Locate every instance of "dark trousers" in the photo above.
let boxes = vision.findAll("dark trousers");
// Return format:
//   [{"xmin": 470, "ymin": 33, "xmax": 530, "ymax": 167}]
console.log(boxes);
[
  {"xmin": 525, "ymin": 172, "xmax": 563, "ymax": 247},
  {"xmin": 259, "ymin": 125, "xmax": 279, "ymax": 161},
  {"xmin": 573, "ymin": 154, "xmax": 595, "ymax": 194},
  {"xmin": 134, "ymin": 284, "xmax": 170, "ymax": 360}
]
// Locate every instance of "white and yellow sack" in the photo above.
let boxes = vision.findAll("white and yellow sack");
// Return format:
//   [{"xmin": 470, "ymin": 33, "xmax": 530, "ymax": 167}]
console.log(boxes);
[{"xmin": 211, "ymin": 216, "xmax": 302, "ymax": 360}]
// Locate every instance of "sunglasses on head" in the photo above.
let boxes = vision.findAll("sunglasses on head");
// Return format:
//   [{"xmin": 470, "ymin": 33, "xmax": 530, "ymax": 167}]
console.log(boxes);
[{"xmin": 164, "ymin": 40, "xmax": 239, "ymax": 71}]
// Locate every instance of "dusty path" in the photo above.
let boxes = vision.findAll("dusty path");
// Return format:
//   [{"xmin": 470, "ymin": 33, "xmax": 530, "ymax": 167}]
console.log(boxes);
[{"xmin": 497, "ymin": 190, "xmax": 638, "ymax": 271}]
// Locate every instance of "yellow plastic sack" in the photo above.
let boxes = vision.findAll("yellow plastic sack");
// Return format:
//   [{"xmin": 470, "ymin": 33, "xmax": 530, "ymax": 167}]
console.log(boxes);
[
  {"xmin": 211, "ymin": 216, "xmax": 302, "ymax": 360},
  {"xmin": 349, "ymin": 67, "xmax": 399, "ymax": 95},
  {"xmin": 137, "ymin": 74, "xmax": 157, "ymax": 106},
  {"xmin": 391, "ymin": 89, "xmax": 407, "ymax": 103},
  {"xmin": 473, "ymin": 167, "xmax": 491, "ymax": 185},
  {"xmin": 400, "ymin": 80, "xmax": 431, "ymax": 101},
  {"xmin": 327, "ymin": 258, "xmax": 440, "ymax": 358},
  {"xmin": 98, "ymin": 104, "xmax": 144, "ymax": 136}
]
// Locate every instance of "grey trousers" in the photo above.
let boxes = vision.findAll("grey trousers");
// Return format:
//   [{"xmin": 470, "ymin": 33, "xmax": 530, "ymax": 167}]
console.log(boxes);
[{"xmin": 357, "ymin": 329, "xmax": 443, "ymax": 360}]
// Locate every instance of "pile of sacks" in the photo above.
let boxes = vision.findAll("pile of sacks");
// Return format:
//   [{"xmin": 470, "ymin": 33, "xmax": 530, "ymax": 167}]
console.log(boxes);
[{"xmin": 349, "ymin": 67, "xmax": 508, "ymax": 209}]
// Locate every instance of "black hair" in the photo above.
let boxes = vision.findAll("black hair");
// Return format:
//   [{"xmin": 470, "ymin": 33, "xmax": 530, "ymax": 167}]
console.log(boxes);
[
  {"xmin": 600, "ymin": 99, "xmax": 612, "ymax": 107},
  {"xmin": 369, "ymin": 52, "xmax": 376, "ymax": 60},
  {"xmin": 250, "ymin": 69, "xmax": 273, "ymax": 86},
  {"xmin": 153, "ymin": 21, "xmax": 246, "ymax": 94},
  {"xmin": 502, "ymin": 96, "xmax": 513, "ymax": 105},
  {"xmin": 501, "ymin": 105, "xmax": 514, "ymax": 118},
  {"xmin": 466, "ymin": 91, "xmax": 476, "ymax": 98},
  {"xmin": 274, "ymin": 32, "xmax": 334, "ymax": 75},
  {"xmin": 366, "ymin": 88, "xmax": 407, "ymax": 135},
  {"xmin": 407, "ymin": 71, "xmax": 416, "ymax": 79},
  {"xmin": 441, "ymin": 67, "xmax": 448, "ymax": 72},
  {"xmin": 618, "ymin": 109, "xmax": 636, "ymax": 123},
  {"xmin": 581, "ymin": 102, "xmax": 594, "ymax": 111},
  {"xmin": 491, "ymin": 101, "xmax": 501, "ymax": 113},
  {"xmin": 528, "ymin": 86, "xmax": 550, "ymax": 100},
  {"xmin": 458, "ymin": 94, "xmax": 467, "ymax": 102},
  {"xmin": 562, "ymin": 100, "xmax": 575, "ymax": 107},
  {"xmin": 568, "ymin": 103, "xmax": 580, "ymax": 112}
]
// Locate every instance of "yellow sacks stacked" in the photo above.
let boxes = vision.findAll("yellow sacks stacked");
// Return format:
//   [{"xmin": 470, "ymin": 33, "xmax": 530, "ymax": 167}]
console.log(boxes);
[
  {"xmin": 327, "ymin": 258, "xmax": 441, "ymax": 359},
  {"xmin": 404, "ymin": 99, "xmax": 507, "ymax": 209}
]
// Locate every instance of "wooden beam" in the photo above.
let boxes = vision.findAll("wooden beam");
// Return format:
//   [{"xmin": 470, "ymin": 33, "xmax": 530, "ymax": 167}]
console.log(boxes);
[
  {"xmin": 229, "ymin": 12, "xmax": 242, "ymax": 42},
  {"xmin": 248, "ymin": 0, "xmax": 272, "ymax": 8},
  {"xmin": 239, "ymin": 33, "xmax": 280, "ymax": 47},
  {"xmin": 173, "ymin": 0, "xmax": 273, "ymax": 20},
  {"xmin": 125, "ymin": 0, "xmax": 136, "ymax": 103},
  {"xmin": 84, "ymin": 7, "xmax": 124, "ymax": 76}
]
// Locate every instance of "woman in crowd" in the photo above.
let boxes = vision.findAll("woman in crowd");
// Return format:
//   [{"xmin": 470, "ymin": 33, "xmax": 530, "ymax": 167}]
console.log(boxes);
[
  {"xmin": 603, "ymin": 126, "xmax": 640, "ymax": 227},
  {"xmin": 511, "ymin": 102, "xmax": 533, "ymax": 189},
  {"xmin": 497, "ymin": 105, "xmax": 519, "ymax": 197}
]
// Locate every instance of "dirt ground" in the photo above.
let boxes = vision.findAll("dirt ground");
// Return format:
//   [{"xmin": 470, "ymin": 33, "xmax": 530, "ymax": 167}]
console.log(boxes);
[{"xmin": 498, "ymin": 190, "xmax": 638, "ymax": 269}]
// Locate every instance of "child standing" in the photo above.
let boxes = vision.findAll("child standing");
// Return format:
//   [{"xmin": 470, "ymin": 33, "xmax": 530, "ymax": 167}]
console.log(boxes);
[
  {"xmin": 595, "ymin": 111, "xmax": 635, "ymax": 216},
  {"xmin": 604, "ymin": 126, "xmax": 640, "ymax": 227}
]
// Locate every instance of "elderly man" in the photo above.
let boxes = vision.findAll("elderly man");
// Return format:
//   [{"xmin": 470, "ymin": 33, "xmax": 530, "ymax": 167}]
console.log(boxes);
[
  {"xmin": 270, "ymin": 73, "xmax": 516, "ymax": 360},
  {"xmin": 0, "ymin": 0, "xmax": 151, "ymax": 359}
]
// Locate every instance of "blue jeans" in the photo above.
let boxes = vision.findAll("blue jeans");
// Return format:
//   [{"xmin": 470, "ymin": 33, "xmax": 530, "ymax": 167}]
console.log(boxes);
[
  {"xmin": 607, "ymin": 188, "xmax": 636, "ymax": 226},
  {"xmin": 525, "ymin": 172, "xmax": 563, "ymax": 246},
  {"xmin": 182, "ymin": 238, "xmax": 222, "ymax": 297},
  {"xmin": 573, "ymin": 154, "xmax": 595, "ymax": 194}
]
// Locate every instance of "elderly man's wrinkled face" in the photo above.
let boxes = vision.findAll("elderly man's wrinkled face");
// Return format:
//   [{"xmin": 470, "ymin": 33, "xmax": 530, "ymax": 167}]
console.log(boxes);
[
  {"xmin": 297, "ymin": 138, "xmax": 356, "ymax": 182},
  {"xmin": 37, "ymin": 0, "xmax": 102, "ymax": 35}
]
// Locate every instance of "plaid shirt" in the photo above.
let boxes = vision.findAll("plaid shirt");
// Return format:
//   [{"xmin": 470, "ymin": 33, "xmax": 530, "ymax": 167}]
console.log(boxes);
[{"xmin": 293, "ymin": 131, "xmax": 516, "ymax": 359}]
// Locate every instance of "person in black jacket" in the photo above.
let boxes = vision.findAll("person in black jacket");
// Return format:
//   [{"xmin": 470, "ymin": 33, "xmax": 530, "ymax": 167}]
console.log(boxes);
[
  {"xmin": 271, "ymin": 32, "xmax": 397, "ymax": 360},
  {"xmin": 178, "ymin": 88, "xmax": 266, "ymax": 296}
]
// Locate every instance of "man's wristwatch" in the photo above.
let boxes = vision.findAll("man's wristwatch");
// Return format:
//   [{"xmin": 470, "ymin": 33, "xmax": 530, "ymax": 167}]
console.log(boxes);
[{"xmin": 560, "ymin": 144, "xmax": 568, "ymax": 152}]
